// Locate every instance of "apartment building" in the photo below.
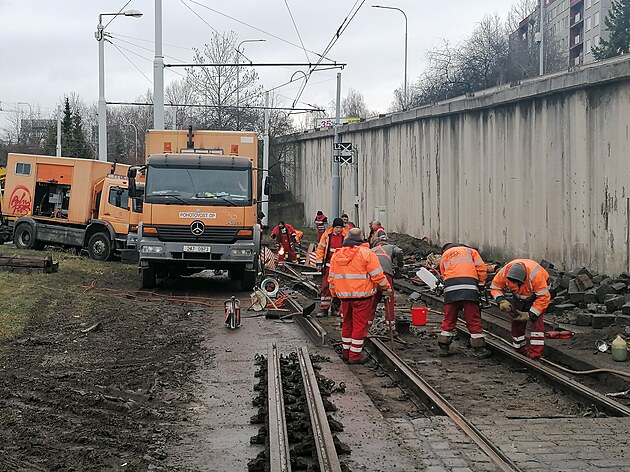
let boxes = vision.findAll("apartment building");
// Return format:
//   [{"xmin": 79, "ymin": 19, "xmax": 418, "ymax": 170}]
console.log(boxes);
[{"xmin": 513, "ymin": 0, "xmax": 613, "ymax": 68}]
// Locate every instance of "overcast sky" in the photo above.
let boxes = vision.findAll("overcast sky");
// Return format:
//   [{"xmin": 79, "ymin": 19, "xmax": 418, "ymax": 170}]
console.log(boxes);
[{"xmin": 0, "ymin": 0, "xmax": 518, "ymax": 123}]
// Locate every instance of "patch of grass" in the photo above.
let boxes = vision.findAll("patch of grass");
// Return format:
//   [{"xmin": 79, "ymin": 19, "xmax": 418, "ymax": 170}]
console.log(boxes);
[{"xmin": 0, "ymin": 246, "xmax": 139, "ymax": 341}]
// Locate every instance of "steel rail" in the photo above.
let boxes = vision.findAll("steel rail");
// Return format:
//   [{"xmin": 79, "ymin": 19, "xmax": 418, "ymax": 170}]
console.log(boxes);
[
  {"xmin": 281, "ymin": 289, "xmax": 328, "ymax": 346},
  {"xmin": 393, "ymin": 279, "xmax": 630, "ymax": 417},
  {"xmin": 364, "ymin": 338, "xmax": 522, "ymax": 472},
  {"xmin": 267, "ymin": 343, "xmax": 291, "ymax": 472},
  {"xmin": 297, "ymin": 346, "xmax": 343, "ymax": 472}
]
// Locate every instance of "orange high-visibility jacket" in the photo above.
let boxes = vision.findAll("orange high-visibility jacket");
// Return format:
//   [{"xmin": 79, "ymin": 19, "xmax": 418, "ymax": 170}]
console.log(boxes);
[
  {"xmin": 328, "ymin": 245, "xmax": 391, "ymax": 299},
  {"xmin": 440, "ymin": 246, "xmax": 487, "ymax": 304},
  {"xmin": 490, "ymin": 259, "xmax": 551, "ymax": 316},
  {"xmin": 316, "ymin": 226, "xmax": 349, "ymax": 265}
]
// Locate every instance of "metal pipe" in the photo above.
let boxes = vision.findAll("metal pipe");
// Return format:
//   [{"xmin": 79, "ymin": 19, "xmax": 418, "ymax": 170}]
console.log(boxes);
[{"xmin": 332, "ymin": 73, "xmax": 341, "ymax": 219}]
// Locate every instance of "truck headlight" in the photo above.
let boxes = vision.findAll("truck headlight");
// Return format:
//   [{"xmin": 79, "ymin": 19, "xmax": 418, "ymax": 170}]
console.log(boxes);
[
  {"xmin": 141, "ymin": 245, "xmax": 163, "ymax": 253},
  {"xmin": 232, "ymin": 248, "xmax": 253, "ymax": 256}
]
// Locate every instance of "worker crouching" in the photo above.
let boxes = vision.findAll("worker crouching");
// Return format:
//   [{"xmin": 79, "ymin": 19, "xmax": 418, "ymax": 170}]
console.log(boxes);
[
  {"xmin": 490, "ymin": 259, "xmax": 550, "ymax": 359},
  {"xmin": 329, "ymin": 228, "xmax": 392, "ymax": 364},
  {"xmin": 271, "ymin": 221, "xmax": 297, "ymax": 266},
  {"xmin": 438, "ymin": 243, "xmax": 491, "ymax": 359}
]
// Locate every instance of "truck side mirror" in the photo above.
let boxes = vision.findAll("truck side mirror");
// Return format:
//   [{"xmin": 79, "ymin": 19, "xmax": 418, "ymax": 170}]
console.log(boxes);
[
  {"xmin": 128, "ymin": 168, "xmax": 138, "ymax": 197},
  {"xmin": 263, "ymin": 177, "xmax": 271, "ymax": 196}
]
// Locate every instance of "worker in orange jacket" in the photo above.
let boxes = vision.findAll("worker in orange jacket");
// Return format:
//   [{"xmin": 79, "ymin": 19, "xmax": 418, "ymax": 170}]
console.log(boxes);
[
  {"xmin": 490, "ymin": 259, "xmax": 551, "ymax": 359},
  {"xmin": 316, "ymin": 218, "xmax": 348, "ymax": 316},
  {"xmin": 438, "ymin": 243, "xmax": 491, "ymax": 358},
  {"xmin": 329, "ymin": 228, "xmax": 392, "ymax": 364}
]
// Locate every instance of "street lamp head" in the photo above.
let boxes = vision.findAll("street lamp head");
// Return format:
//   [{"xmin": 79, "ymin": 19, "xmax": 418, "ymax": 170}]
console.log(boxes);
[{"xmin": 123, "ymin": 9, "xmax": 143, "ymax": 18}]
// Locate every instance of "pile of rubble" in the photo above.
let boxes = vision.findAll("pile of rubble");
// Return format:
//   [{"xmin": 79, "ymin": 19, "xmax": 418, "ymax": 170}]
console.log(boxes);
[{"xmin": 546, "ymin": 262, "xmax": 630, "ymax": 329}]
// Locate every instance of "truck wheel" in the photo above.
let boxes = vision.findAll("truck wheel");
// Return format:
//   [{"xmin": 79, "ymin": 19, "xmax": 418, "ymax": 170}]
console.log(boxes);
[
  {"xmin": 14, "ymin": 224, "xmax": 38, "ymax": 250},
  {"xmin": 240, "ymin": 270, "xmax": 256, "ymax": 291},
  {"xmin": 229, "ymin": 268, "xmax": 243, "ymax": 281},
  {"xmin": 142, "ymin": 264, "xmax": 156, "ymax": 289},
  {"xmin": 88, "ymin": 232, "xmax": 112, "ymax": 261}
]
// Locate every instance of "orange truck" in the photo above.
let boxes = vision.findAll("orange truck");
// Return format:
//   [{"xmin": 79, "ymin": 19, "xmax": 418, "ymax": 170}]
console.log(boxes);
[
  {"xmin": 128, "ymin": 129, "xmax": 261, "ymax": 290},
  {"xmin": 0, "ymin": 153, "xmax": 141, "ymax": 259}
]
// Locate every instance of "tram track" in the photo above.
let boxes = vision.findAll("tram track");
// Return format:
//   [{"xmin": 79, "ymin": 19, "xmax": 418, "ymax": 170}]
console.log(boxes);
[{"xmin": 268, "ymin": 261, "xmax": 630, "ymax": 471}]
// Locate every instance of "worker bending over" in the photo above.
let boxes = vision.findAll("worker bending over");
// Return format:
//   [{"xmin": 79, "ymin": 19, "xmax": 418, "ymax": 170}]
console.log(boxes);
[
  {"xmin": 490, "ymin": 259, "xmax": 550, "ymax": 359},
  {"xmin": 371, "ymin": 235, "xmax": 404, "ymax": 336},
  {"xmin": 438, "ymin": 243, "xmax": 491, "ymax": 358},
  {"xmin": 329, "ymin": 228, "xmax": 392, "ymax": 364},
  {"xmin": 270, "ymin": 221, "xmax": 297, "ymax": 266}
]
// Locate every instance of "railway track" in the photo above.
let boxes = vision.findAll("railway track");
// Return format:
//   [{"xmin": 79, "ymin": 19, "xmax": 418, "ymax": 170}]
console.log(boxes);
[
  {"xmin": 262, "ymin": 343, "xmax": 343, "ymax": 472},
  {"xmin": 268, "ymin": 261, "xmax": 630, "ymax": 471}
]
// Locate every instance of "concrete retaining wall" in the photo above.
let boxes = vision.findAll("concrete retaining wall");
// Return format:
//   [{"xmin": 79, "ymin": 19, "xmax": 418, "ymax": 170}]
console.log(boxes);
[{"xmin": 276, "ymin": 56, "xmax": 630, "ymax": 274}]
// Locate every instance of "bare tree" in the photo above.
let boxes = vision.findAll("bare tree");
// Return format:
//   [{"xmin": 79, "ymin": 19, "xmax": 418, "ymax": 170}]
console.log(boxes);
[{"xmin": 342, "ymin": 88, "xmax": 370, "ymax": 118}]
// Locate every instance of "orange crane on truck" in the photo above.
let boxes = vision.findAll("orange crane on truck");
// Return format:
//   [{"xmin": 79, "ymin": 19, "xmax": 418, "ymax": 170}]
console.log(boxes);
[
  {"xmin": 1, "ymin": 153, "xmax": 141, "ymax": 260},
  {"xmin": 127, "ymin": 128, "xmax": 262, "ymax": 290}
]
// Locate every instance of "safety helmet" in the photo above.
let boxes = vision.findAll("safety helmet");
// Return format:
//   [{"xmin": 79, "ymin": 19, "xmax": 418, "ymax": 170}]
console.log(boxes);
[
  {"xmin": 441, "ymin": 243, "xmax": 456, "ymax": 253},
  {"xmin": 507, "ymin": 263, "xmax": 527, "ymax": 285}
]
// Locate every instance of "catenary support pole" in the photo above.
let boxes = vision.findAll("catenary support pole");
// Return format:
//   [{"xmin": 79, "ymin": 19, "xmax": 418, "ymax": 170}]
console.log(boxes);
[
  {"xmin": 332, "ymin": 73, "xmax": 341, "ymax": 219},
  {"xmin": 154, "ymin": 0, "xmax": 165, "ymax": 130},
  {"xmin": 262, "ymin": 91, "xmax": 270, "ymax": 227},
  {"xmin": 539, "ymin": 0, "xmax": 544, "ymax": 76},
  {"xmin": 56, "ymin": 105, "xmax": 62, "ymax": 157}
]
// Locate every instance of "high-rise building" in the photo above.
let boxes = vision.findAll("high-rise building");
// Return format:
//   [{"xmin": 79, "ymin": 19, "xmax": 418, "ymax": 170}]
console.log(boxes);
[{"xmin": 511, "ymin": 0, "xmax": 613, "ymax": 70}]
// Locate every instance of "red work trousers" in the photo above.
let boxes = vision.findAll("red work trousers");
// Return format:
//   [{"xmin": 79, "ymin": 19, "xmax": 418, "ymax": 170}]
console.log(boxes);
[
  {"xmin": 320, "ymin": 266, "xmax": 332, "ymax": 311},
  {"xmin": 277, "ymin": 240, "xmax": 295, "ymax": 265},
  {"xmin": 372, "ymin": 274, "xmax": 395, "ymax": 325},
  {"xmin": 511, "ymin": 313, "xmax": 545, "ymax": 359},
  {"xmin": 440, "ymin": 300, "xmax": 485, "ymax": 341},
  {"xmin": 340, "ymin": 297, "xmax": 373, "ymax": 361}
]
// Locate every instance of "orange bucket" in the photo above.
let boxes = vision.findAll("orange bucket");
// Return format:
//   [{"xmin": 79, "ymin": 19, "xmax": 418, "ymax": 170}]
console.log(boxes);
[{"xmin": 411, "ymin": 306, "xmax": 427, "ymax": 326}]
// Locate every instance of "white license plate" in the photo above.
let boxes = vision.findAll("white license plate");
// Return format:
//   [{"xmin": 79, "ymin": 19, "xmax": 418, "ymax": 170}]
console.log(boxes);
[{"xmin": 183, "ymin": 245, "xmax": 211, "ymax": 253}]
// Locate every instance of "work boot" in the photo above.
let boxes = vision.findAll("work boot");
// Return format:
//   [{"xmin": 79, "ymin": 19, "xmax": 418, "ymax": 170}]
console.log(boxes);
[
  {"xmin": 473, "ymin": 347, "xmax": 492, "ymax": 359},
  {"xmin": 438, "ymin": 342, "xmax": 452, "ymax": 357},
  {"xmin": 348, "ymin": 356, "xmax": 370, "ymax": 365}
]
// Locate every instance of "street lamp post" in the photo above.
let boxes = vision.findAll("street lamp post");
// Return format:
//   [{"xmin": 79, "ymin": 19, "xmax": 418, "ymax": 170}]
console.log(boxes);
[
  {"xmin": 236, "ymin": 39, "xmax": 265, "ymax": 130},
  {"xmin": 96, "ymin": 9, "xmax": 143, "ymax": 162},
  {"xmin": 372, "ymin": 5, "xmax": 408, "ymax": 109},
  {"xmin": 123, "ymin": 123, "xmax": 139, "ymax": 163}
]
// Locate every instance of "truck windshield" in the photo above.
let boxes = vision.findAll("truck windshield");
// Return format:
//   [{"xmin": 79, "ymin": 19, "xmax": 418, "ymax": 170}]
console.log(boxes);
[{"xmin": 145, "ymin": 166, "xmax": 252, "ymax": 206}]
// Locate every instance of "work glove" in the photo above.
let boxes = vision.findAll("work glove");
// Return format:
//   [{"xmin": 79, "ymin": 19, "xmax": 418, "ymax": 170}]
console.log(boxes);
[
  {"xmin": 271, "ymin": 233, "xmax": 277, "ymax": 240},
  {"xmin": 529, "ymin": 312, "xmax": 539, "ymax": 324},
  {"xmin": 498, "ymin": 299, "xmax": 513, "ymax": 313},
  {"xmin": 512, "ymin": 310, "xmax": 530, "ymax": 322},
  {"xmin": 382, "ymin": 288, "xmax": 393, "ymax": 301}
]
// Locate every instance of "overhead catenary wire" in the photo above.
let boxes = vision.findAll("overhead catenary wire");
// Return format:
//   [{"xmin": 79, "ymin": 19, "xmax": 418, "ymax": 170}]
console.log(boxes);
[
  {"xmin": 283, "ymin": 0, "xmax": 310, "ymax": 63},
  {"xmin": 108, "ymin": 41, "xmax": 154, "ymax": 85},
  {"xmin": 181, "ymin": 0, "xmax": 337, "ymax": 63},
  {"xmin": 179, "ymin": 0, "xmax": 219, "ymax": 34}
]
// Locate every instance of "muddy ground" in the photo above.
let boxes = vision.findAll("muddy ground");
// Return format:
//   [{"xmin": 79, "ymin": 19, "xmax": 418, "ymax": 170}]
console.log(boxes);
[{"xmin": 0, "ymin": 246, "xmax": 229, "ymax": 471}]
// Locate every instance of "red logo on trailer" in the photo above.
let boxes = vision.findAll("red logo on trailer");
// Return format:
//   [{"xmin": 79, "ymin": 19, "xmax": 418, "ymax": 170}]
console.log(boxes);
[{"xmin": 8, "ymin": 185, "xmax": 32, "ymax": 215}]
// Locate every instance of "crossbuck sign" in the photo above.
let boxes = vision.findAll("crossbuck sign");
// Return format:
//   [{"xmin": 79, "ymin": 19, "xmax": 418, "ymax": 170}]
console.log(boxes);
[{"xmin": 333, "ymin": 142, "xmax": 354, "ymax": 164}]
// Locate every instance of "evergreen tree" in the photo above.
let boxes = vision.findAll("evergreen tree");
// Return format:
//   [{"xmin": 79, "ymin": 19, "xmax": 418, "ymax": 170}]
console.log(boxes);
[
  {"xmin": 593, "ymin": 0, "xmax": 630, "ymax": 60},
  {"xmin": 42, "ymin": 97, "xmax": 93, "ymax": 158}
]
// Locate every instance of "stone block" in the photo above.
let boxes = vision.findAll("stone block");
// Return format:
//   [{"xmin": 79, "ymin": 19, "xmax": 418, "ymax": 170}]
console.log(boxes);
[
  {"xmin": 583, "ymin": 289, "xmax": 597, "ymax": 304},
  {"xmin": 596, "ymin": 284, "xmax": 614, "ymax": 303},
  {"xmin": 540, "ymin": 259, "xmax": 554, "ymax": 269},
  {"xmin": 605, "ymin": 296, "xmax": 626, "ymax": 313},
  {"xmin": 592, "ymin": 274, "xmax": 609, "ymax": 284},
  {"xmin": 568, "ymin": 279, "xmax": 580, "ymax": 293},
  {"xmin": 623, "ymin": 303, "xmax": 630, "ymax": 315},
  {"xmin": 569, "ymin": 291, "xmax": 585, "ymax": 304},
  {"xmin": 554, "ymin": 303, "xmax": 576, "ymax": 315},
  {"xmin": 575, "ymin": 274, "xmax": 594, "ymax": 291},
  {"xmin": 586, "ymin": 303, "xmax": 598, "ymax": 312},
  {"xmin": 616, "ymin": 314, "xmax": 630, "ymax": 326},
  {"xmin": 558, "ymin": 276, "xmax": 571, "ymax": 289},
  {"xmin": 597, "ymin": 304, "xmax": 608, "ymax": 314},
  {"xmin": 592, "ymin": 314, "xmax": 616, "ymax": 329},
  {"xmin": 568, "ymin": 268, "xmax": 582, "ymax": 278},
  {"xmin": 575, "ymin": 312, "xmax": 592, "ymax": 326},
  {"xmin": 611, "ymin": 282, "xmax": 627, "ymax": 293},
  {"xmin": 578, "ymin": 267, "xmax": 595, "ymax": 278}
]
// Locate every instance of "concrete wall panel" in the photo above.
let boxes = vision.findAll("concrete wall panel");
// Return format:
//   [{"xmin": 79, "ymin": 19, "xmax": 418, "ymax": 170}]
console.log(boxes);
[{"xmin": 277, "ymin": 58, "xmax": 630, "ymax": 274}]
